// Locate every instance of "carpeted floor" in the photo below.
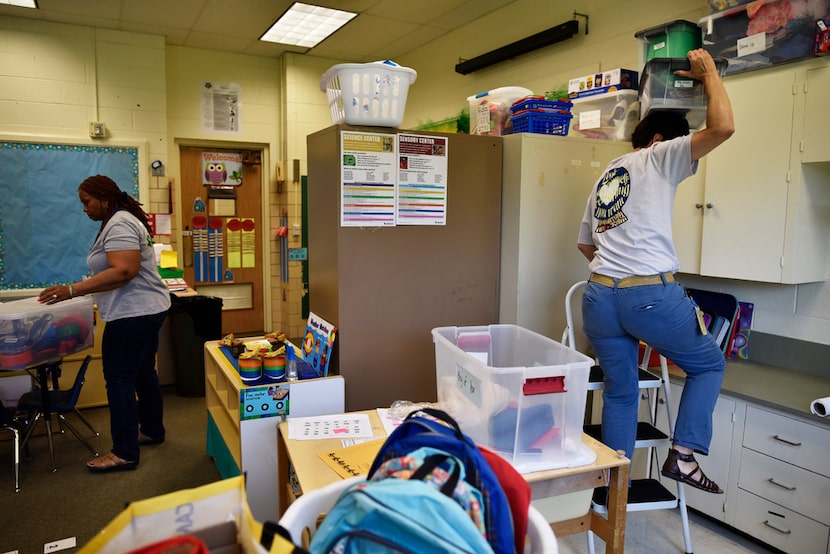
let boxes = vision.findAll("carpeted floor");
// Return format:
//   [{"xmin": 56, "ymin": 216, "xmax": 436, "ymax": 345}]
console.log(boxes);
[{"xmin": 0, "ymin": 385, "xmax": 222, "ymax": 553}]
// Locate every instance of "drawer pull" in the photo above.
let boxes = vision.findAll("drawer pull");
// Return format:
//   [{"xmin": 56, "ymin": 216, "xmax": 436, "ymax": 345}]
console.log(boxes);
[
  {"xmin": 763, "ymin": 520, "xmax": 792, "ymax": 535},
  {"xmin": 771, "ymin": 434, "xmax": 802, "ymax": 447},
  {"xmin": 767, "ymin": 478, "xmax": 796, "ymax": 491}
]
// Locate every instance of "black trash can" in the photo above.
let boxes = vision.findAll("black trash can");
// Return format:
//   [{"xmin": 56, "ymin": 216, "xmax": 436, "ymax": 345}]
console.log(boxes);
[{"xmin": 167, "ymin": 294, "xmax": 223, "ymax": 397}]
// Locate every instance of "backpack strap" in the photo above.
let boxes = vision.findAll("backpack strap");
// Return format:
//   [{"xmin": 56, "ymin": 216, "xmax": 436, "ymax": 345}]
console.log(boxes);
[
  {"xmin": 406, "ymin": 407, "xmax": 470, "ymax": 443},
  {"xmin": 411, "ymin": 453, "xmax": 461, "ymax": 497}
]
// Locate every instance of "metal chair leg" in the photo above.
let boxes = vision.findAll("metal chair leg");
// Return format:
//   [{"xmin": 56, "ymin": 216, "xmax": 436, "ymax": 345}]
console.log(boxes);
[
  {"xmin": 72, "ymin": 408, "xmax": 99, "ymax": 436},
  {"xmin": 57, "ymin": 414, "xmax": 98, "ymax": 457}
]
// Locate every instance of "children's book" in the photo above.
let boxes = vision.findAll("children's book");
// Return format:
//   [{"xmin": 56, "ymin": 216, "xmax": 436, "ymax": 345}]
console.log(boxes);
[
  {"xmin": 730, "ymin": 301, "xmax": 755, "ymax": 359},
  {"xmin": 301, "ymin": 312, "xmax": 337, "ymax": 378}
]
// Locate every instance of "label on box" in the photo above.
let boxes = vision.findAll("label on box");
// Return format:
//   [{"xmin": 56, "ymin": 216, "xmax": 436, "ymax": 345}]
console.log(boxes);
[
  {"xmin": 579, "ymin": 109, "xmax": 602, "ymax": 129},
  {"xmin": 737, "ymin": 32, "xmax": 766, "ymax": 57},
  {"xmin": 673, "ymin": 79, "xmax": 695, "ymax": 89},
  {"xmin": 455, "ymin": 365, "xmax": 482, "ymax": 408},
  {"xmin": 568, "ymin": 68, "xmax": 638, "ymax": 99}
]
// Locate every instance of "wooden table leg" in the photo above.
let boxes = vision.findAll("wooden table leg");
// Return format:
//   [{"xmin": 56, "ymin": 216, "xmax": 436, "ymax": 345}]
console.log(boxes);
[{"xmin": 599, "ymin": 462, "xmax": 629, "ymax": 553}]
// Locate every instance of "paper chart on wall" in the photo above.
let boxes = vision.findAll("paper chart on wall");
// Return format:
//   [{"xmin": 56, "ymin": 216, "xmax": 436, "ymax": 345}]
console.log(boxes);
[
  {"xmin": 287, "ymin": 413, "xmax": 373, "ymax": 440},
  {"xmin": 396, "ymin": 133, "xmax": 448, "ymax": 226},
  {"xmin": 340, "ymin": 131, "xmax": 397, "ymax": 227}
]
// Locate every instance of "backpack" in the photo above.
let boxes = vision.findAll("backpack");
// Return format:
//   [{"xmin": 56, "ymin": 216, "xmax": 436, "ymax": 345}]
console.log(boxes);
[
  {"xmin": 308, "ymin": 451, "xmax": 494, "ymax": 554},
  {"xmin": 367, "ymin": 408, "xmax": 516, "ymax": 554}
]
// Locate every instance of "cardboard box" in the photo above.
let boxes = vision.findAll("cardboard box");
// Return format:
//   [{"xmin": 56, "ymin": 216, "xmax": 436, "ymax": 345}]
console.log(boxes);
[
  {"xmin": 0, "ymin": 296, "xmax": 94, "ymax": 370},
  {"xmin": 568, "ymin": 68, "xmax": 638, "ymax": 99},
  {"xmin": 433, "ymin": 324, "xmax": 596, "ymax": 473}
]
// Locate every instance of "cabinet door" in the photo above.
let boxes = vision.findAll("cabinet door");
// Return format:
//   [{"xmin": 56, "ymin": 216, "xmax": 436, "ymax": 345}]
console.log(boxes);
[
  {"xmin": 700, "ymin": 68, "xmax": 795, "ymax": 282},
  {"xmin": 673, "ymin": 159, "xmax": 705, "ymax": 274},
  {"xmin": 656, "ymin": 382, "xmax": 735, "ymax": 521},
  {"xmin": 802, "ymin": 65, "xmax": 830, "ymax": 163}
]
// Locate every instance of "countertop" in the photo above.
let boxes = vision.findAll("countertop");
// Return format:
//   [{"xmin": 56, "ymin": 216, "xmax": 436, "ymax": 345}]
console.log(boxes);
[{"xmin": 668, "ymin": 359, "xmax": 830, "ymax": 426}]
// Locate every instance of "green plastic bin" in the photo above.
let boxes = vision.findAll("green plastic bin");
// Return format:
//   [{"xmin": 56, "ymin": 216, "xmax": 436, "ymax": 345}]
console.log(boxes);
[{"xmin": 635, "ymin": 20, "xmax": 702, "ymax": 61}]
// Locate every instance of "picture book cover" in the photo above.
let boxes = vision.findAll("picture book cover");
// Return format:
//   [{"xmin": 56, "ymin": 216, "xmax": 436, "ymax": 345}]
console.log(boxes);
[
  {"xmin": 730, "ymin": 301, "xmax": 755, "ymax": 360},
  {"xmin": 301, "ymin": 312, "xmax": 337, "ymax": 378}
]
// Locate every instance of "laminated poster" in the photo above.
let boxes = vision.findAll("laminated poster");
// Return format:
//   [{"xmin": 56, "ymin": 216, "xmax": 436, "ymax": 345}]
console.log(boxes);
[
  {"xmin": 397, "ymin": 133, "xmax": 448, "ymax": 226},
  {"xmin": 340, "ymin": 131, "xmax": 397, "ymax": 227}
]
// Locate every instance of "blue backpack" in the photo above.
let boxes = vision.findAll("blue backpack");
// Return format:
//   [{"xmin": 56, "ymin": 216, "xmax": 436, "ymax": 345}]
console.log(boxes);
[
  {"xmin": 367, "ymin": 408, "xmax": 515, "ymax": 554},
  {"xmin": 309, "ymin": 451, "xmax": 494, "ymax": 554}
]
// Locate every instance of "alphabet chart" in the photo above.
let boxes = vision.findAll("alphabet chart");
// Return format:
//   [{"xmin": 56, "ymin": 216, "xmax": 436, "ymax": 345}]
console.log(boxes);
[{"xmin": 287, "ymin": 413, "xmax": 372, "ymax": 440}]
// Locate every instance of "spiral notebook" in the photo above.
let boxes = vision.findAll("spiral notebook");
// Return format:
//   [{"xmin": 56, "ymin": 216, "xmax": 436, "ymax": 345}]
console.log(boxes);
[{"xmin": 319, "ymin": 438, "xmax": 385, "ymax": 479}]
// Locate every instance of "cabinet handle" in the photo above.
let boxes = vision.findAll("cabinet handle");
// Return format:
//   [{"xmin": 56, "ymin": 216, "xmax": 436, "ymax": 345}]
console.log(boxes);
[
  {"xmin": 767, "ymin": 478, "xmax": 796, "ymax": 491},
  {"xmin": 763, "ymin": 520, "xmax": 792, "ymax": 535},
  {"xmin": 772, "ymin": 434, "xmax": 802, "ymax": 447},
  {"xmin": 706, "ymin": 203, "xmax": 713, "ymax": 209},
  {"xmin": 695, "ymin": 203, "xmax": 703, "ymax": 209}
]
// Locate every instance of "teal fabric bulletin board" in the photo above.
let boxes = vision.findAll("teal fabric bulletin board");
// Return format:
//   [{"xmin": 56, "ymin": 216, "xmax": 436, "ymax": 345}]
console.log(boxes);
[{"xmin": 0, "ymin": 141, "xmax": 139, "ymax": 290}]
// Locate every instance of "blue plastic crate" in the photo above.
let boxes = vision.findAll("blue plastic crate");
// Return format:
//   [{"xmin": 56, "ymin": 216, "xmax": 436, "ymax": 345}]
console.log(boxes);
[
  {"xmin": 510, "ymin": 109, "xmax": 573, "ymax": 136},
  {"xmin": 510, "ymin": 96, "xmax": 573, "ymax": 113}
]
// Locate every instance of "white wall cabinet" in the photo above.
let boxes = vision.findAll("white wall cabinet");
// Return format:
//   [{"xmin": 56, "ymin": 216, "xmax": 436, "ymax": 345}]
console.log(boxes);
[{"xmin": 674, "ymin": 59, "xmax": 830, "ymax": 283}]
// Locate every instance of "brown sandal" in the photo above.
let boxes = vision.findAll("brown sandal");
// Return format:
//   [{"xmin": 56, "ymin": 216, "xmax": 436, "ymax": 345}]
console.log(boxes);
[
  {"xmin": 87, "ymin": 452, "xmax": 138, "ymax": 473},
  {"xmin": 661, "ymin": 448, "xmax": 723, "ymax": 494}
]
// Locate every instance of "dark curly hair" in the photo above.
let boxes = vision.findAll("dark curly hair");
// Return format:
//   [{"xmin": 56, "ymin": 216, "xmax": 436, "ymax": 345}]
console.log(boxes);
[
  {"xmin": 78, "ymin": 175, "xmax": 152, "ymax": 234},
  {"xmin": 631, "ymin": 110, "xmax": 690, "ymax": 149}
]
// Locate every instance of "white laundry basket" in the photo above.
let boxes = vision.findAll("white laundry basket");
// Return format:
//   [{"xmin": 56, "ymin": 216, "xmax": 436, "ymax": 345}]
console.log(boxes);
[{"xmin": 320, "ymin": 61, "xmax": 417, "ymax": 127}]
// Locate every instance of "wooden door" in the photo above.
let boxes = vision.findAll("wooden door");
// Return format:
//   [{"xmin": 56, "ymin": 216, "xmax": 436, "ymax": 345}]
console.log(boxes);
[{"xmin": 179, "ymin": 146, "xmax": 265, "ymax": 335}]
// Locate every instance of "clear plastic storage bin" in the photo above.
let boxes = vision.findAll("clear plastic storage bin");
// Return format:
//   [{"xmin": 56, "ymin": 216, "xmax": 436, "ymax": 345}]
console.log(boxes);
[
  {"xmin": 320, "ymin": 61, "xmax": 417, "ymax": 127},
  {"xmin": 639, "ymin": 57, "xmax": 727, "ymax": 130},
  {"xmin": 433, "ymin": 324, "xmax": 596, "ymax": 474},
  {"xmin": 0, "ymin": 296, "xmax": 94, "ymax": 370},
  {"xmin": 467, "ymin": 86, "xmax": 533, "ymax": 136},
  {"xmin": 571, "ymin": 89, "xmax": 640, "ymax": 141}
]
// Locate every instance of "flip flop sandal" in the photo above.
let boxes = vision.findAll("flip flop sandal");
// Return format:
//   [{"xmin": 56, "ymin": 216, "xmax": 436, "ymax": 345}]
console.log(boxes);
[
  {"xmin": 87, "ymin": 452, "xmax": 138, "ymax": 473},
  {"xmin": 661, "ymin": 448, "xmax": 723, "ymax": 494}
]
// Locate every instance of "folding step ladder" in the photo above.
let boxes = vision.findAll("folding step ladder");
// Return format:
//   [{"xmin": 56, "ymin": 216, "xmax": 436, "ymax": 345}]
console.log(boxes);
[{"xmin": 563, "ymin": 281, "xmax": 693, "ymax": 554}]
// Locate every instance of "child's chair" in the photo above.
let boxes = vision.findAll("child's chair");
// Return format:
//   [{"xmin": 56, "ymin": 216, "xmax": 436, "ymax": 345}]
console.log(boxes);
[{"xmin": 278, "ymin": 475, "xmax": 559, "ymax": 553}]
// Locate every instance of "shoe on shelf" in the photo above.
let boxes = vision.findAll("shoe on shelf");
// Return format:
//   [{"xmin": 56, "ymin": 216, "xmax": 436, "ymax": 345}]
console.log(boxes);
[
  {"xmin": 87, "ymin": 452, "xmax": 138, "ymax": 473},
  {"xmin": 661, "ymin": 448, "xmax": 723, "ymax": 494}
]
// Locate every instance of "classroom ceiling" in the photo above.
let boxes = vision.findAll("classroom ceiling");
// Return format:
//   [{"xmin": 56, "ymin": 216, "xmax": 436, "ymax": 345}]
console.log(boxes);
[{"xmin": 0, "ymin": 0, "xmax": 520, "ymax": 61}]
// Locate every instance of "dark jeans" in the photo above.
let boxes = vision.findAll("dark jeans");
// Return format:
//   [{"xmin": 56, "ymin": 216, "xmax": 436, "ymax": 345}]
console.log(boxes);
[{"xmin": 101, "ymin": 310, "xmax": 168, "ymax": 463}]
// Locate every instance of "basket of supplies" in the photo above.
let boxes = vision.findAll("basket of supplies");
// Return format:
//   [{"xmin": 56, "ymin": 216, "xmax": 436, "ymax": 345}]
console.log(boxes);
[
  {"xmin": 320, "ymin": 61, "xmax": 417, "ymax": 127},
  {"xmin": 510, "ymin": 108, "xmax": 573, "ymax": 136}
]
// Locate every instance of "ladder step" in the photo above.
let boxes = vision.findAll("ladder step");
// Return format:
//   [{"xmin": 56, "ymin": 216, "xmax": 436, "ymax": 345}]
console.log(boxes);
[
  {"xmin": 583, "ymin": 422, "xmax": 669, "ymax": 447},
  {"xmin": 587, "ymin": 366, "xmax": 662, "ymax": 391},
  {"xmin": 592, "ymin": 478, "xmax": 678, "ymax": 513}
]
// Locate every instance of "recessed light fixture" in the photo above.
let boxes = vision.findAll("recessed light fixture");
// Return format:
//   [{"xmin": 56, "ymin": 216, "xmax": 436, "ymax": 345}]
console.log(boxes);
[
  {"xmin": 260, "ymin": 2, "xmax": 356, "ymax": 48},
  {"xmin": 1, "ymin": 0, "xmax": 38, "ymax": 7}
]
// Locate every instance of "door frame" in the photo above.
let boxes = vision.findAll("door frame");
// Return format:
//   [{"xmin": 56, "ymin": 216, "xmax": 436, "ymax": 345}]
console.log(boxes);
[{"xmin": 173, "ymin": 138, "xmax": 273, "ymax": 333}]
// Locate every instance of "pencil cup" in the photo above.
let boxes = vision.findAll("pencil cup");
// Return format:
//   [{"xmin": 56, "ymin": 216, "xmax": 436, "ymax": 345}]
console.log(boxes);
[
  {"xmin": 262, "ymin": 351, "xmax": 286, "ymax": 381},
  {"xmin": 237, "ymin": 352, "xmax": 262, "ymax": 382}
]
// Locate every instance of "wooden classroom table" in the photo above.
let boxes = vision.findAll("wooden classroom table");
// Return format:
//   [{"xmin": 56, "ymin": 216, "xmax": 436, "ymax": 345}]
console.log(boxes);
[{"xmin": 277, "ymin": 409, "xmax": 630, "ymax": 553}]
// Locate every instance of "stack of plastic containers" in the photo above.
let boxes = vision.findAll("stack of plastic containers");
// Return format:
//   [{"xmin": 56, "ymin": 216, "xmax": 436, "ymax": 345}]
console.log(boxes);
[
  {"xmin": 635, "ymin": 20, "xmax": 727, "ymax": 130},
  {"xmin": 508, "ymin": 95, "xmax": 573, "ymax": 136}
]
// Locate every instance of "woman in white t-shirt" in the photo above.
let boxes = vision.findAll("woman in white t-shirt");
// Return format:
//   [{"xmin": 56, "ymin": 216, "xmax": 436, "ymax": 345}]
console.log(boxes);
[
  {"xmin": 39, "ymin": 175, "xmax": 171, "ymax": 472},
  {"xmin": 576, "ymin": 49, "xmax": 734, "ymax": 495}
]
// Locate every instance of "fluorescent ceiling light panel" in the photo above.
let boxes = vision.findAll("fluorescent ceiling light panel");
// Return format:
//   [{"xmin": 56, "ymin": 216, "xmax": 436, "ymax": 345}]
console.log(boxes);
[
  {"xmin": 261, "ymin": 2, "xmax": 356, "ymax": 48},
  {"xmin": 2, "ymin": 0, "xmax": 38, "ymax": 7}
]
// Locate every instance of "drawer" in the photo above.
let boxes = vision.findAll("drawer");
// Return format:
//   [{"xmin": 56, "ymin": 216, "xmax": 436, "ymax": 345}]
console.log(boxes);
[
  {"xmin": 734, "ymin": 488, "xmax": 829, "ymax": 554},
  {"xmin": 739, "ymin": 448, "xmax": 830, "ymax": 525},
  {"xmin": 743, "ymin": 406, "xmax": 830, "ymax": 477}
]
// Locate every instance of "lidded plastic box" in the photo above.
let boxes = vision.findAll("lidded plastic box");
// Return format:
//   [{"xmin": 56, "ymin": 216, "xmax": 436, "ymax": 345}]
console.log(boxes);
[
  {"xmin": 0, "ymin": 296, "xmax": 94, "ymax": 370},
  {"xmin": 571, "ymin": 89, "xmax": 640, "ymax": 141},
  {"xmin": 639, "ymin": 57, "xmax": 728, "ymax": 130},
  {"xmin": 433, "ymin": 324, "xmax": 596, "ymax": 474},
  {"xmin": 467, "ymin": 86, "xmax": 533, "ymax": 136},
  {"xmin": 320, "ymin": 61, "xmax": 417, "ymax": 127},
  {"xmin": 635, "ymin": 19, "xmax": 702, "ymax": 61}
]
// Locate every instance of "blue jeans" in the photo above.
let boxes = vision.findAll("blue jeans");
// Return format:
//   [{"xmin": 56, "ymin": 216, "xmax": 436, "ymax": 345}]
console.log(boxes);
[
  {"xmin": 582, "ymin": 279, "xmax": 725, "ymax": 460},
  {"xmin": 101, "ymin": 311, "xmax": 168, "ymax": 463}
]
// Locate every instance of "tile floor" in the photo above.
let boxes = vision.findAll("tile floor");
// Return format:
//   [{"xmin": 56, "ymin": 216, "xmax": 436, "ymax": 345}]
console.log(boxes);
[{"xmin": 554, "ymin": 507, "xmax": 777, "ymax": 553}]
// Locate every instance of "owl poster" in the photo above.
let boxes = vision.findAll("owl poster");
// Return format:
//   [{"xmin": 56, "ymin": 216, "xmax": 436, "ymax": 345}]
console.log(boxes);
[{"xmin": 202, "ymin": 151, "xmax": 243, "ymax": 187}]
